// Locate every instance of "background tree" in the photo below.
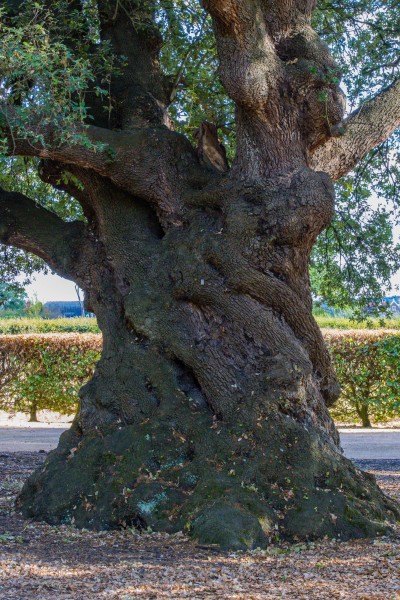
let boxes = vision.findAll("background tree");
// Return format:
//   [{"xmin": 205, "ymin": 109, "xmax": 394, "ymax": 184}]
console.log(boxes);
[
  {"xmin": 0, "ymin": 334, "xmax": 101, "ymax": 422},
  {"xmin": 311, "ymin": 0, "xmax": 400, "ymax": 311},
  {"xmin": 0, "ymin": 0, "xmax": 399, "ymax": 549},
  {"xmin": 0, "ymin": 282, "xmax": 27, "ymax": 312}
]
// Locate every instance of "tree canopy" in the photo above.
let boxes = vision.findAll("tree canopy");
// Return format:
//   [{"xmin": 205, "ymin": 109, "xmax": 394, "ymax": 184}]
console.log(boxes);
[{"xmin": 0, "ymin": 0, "xmax": 399, "ymax": 311}]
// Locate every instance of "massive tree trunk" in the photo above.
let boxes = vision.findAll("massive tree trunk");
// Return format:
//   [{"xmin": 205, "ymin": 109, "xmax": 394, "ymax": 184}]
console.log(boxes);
[{"xmin": 1, "ymin": 0, "xmax": 400, "ymax": 549}]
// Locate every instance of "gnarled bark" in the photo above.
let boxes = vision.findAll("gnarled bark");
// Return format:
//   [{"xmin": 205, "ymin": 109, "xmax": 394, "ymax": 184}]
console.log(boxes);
[
  {"xmin": 16, "ymin": 172, "xmax": 399, "ymax": 549},
  {"xmin": 1, "ymin": 0, "xmax": 399, "ymax": 549}
]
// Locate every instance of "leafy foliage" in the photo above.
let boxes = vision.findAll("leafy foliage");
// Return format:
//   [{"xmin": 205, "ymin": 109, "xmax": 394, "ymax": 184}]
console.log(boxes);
[
  {"xmin": 311, "ymin": 0, "xmax": 400, "ymax": 310},
  {"xmin": 0, "ymin": 245, "xmax": 45, "ymax": 290},
  {"xmin": 0, "ymin": 334, "xmax": 101, "ymax": 418},
  {"xmin": 0, "ymin": 0, "xmax": 399, "ymax": 309},
  {"xmin": 310, "ymin": 176, "xmax": 400, "ymax": 311},
  {"xmin": 156, "ymin": 1, "xmax": 235, "ymax": 154},
  {"xmin": 0, "ymin": 283, "xmax": 27, "ymax": 310},
  {"xmin": 326, "ymin": 330, "xmax": 400, "ymax": 426},
  {"xmin": 0, "ymin": 1, "xmax": 114, "ymax": 150}
]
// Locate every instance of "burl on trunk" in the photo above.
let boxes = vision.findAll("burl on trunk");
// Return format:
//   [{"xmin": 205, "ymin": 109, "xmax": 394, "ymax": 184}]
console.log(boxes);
[{"xmin": 1, "ymin": 0, "xmax": 399, "ymax": 549}]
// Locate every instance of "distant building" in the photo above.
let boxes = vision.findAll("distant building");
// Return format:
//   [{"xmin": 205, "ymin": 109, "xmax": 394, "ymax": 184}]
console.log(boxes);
[
  {"xmin": 42, "ymin": 301, "xmax": 94, "ymax": 318},
  {"xmin": 389, "ymin": 300, "xmax": 400, "ymax": 315},
  {"xmin": 383, "ymin": 296, "xmax": 400, "ymax": 316},
  {"xmin": 315, "ymin": 295, "xmax": 400, "ymax": 317}
]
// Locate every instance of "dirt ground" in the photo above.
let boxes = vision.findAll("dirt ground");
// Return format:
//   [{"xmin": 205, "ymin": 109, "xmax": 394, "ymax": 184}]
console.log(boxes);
[{"xmin": 0, "ymin": 453, "xmax": 399, "ymax": 599}]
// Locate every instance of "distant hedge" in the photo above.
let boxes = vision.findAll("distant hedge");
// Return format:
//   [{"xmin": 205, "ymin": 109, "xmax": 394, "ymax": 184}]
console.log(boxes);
[
  {"xmin": 0, "ymin": 318, "xmax": 100, "ymax": 334},
  {"xmin": 0, "ymin": 334, "xmax": 101, "ymax": 421},
  {"xmin": 0, "ymin": 331, "xmax": 399, "ymax": 425},
  {"xmin": 1, "ymin": 316, "xmax": 400, "ymax": 335},
  {"xmin": 325, "ymin": 330, "xmax": 400, "ymax": 426}
]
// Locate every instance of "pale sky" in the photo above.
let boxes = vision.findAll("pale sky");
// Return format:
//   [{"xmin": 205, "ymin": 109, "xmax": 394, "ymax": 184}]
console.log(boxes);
[{"xmin": 25, "ymin": 272, "xmax": 79, "ymax": 302}]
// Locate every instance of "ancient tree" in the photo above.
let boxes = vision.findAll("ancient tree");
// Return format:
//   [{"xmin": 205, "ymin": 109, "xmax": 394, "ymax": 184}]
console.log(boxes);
[{"xmin": 1, "ymin": 0, "xmax": 400, "ymax": 548}]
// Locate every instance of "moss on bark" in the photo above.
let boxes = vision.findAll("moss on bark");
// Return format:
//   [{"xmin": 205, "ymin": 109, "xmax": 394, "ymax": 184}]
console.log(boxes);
[{"xmin": 17, "ymin": 400, "xmax": 399, "ymax": 549}]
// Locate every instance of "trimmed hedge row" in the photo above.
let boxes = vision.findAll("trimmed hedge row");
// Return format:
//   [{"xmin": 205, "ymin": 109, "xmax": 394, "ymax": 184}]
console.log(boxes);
[
  {"xmin": 0, "ymin": 334, "xmax": 101, "ymax": 421},
  {"xmin": 324, "ymin": 329, "xmax": 400, "ymax": 426},
  {"xmin": 0, "ymin": 331, "xmax": 399, "ymax": 425}
]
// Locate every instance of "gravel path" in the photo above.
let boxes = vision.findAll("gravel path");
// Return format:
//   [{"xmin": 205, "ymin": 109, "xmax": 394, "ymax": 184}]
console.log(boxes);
[
  {"xmin": 0, "ymin": 452, "xmax": 399, "ymax": 599},
  {"xmin": 0, "ymin": 428, "xmax": 67, "ymax": 452},
  {"xmin": 340, "ymin": 431, "xmax": 400, "ymax": 459}
]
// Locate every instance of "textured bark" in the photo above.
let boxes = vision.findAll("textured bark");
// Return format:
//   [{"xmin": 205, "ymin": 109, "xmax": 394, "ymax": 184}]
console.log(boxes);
[
  {"xmin": 15, "ymin": 170, "xmax": 399, "ymax": 547},
  {"xmin": 0, "ymin": 186, "xmax": 91, "ymax": 282},
  {"xmin": 311, "ymin": 78, "xmax": 400, "ymax": 180},
  {"xmin": 96, "ymin": 0, "xmax": 170, "ymax": 129},
  {"xmin": 1, "ymin": 0, "xmax": 399, "ymax": 548}
]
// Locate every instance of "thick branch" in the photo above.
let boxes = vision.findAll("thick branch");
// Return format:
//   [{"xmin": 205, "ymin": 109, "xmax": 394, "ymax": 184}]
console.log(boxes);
[
  {"xmin": 204, "ymin": 0, "xmax": 345, "ymax": 178},
  {"xmin": 0, "ymin": 186, "xmax": 89, "ymax": 282},
  {"xmin": 260, "ymin": 0, "xmax": 316, "ymax": 27},
  {"xmin": 97, "ymin": 0, "xmax": 169, "ymax": 129},
  {"xmin": 38, "ymin": 160, "xmax": 94, "ymax": 221},
  {"xmin": 310, "ymin": 79, "xmax": 400, "ymax": 180},
  {"xmin": 203, "ymin": 0, "xmax": 280, "ymax": 107},
  {"xmin": 1, "ymin": 111, "xmax": 210, "ymax": 225}
]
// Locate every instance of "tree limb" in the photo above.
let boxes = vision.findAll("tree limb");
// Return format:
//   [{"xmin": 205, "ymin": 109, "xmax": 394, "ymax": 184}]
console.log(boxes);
[
  {"xmin": 0, "ymin": 110, "xmax": 209, "ymax": 225},
  {"xmin": 96, "ymin": 0, "xmax": 170, "ymax": 129},
  {"xmin": 0, "ymin": 186, "xmax": 89, "ymax": 283},
  {"xmin": 38, "ymin": 160, "xmax": 94, "ymax": 221},
  {"xmin": 310, "ymin": 79, "xmax": 400, "ymax": 181},
  {"xmin": 202, "ymin": 0, "xmax": 281, "ymax": 107}
]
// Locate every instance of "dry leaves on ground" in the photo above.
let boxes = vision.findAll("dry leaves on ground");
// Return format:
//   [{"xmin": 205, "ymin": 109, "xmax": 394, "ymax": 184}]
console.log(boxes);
[{"xmin": 0, "ymin": 453, "xmax": 399, "ymax": 599}]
